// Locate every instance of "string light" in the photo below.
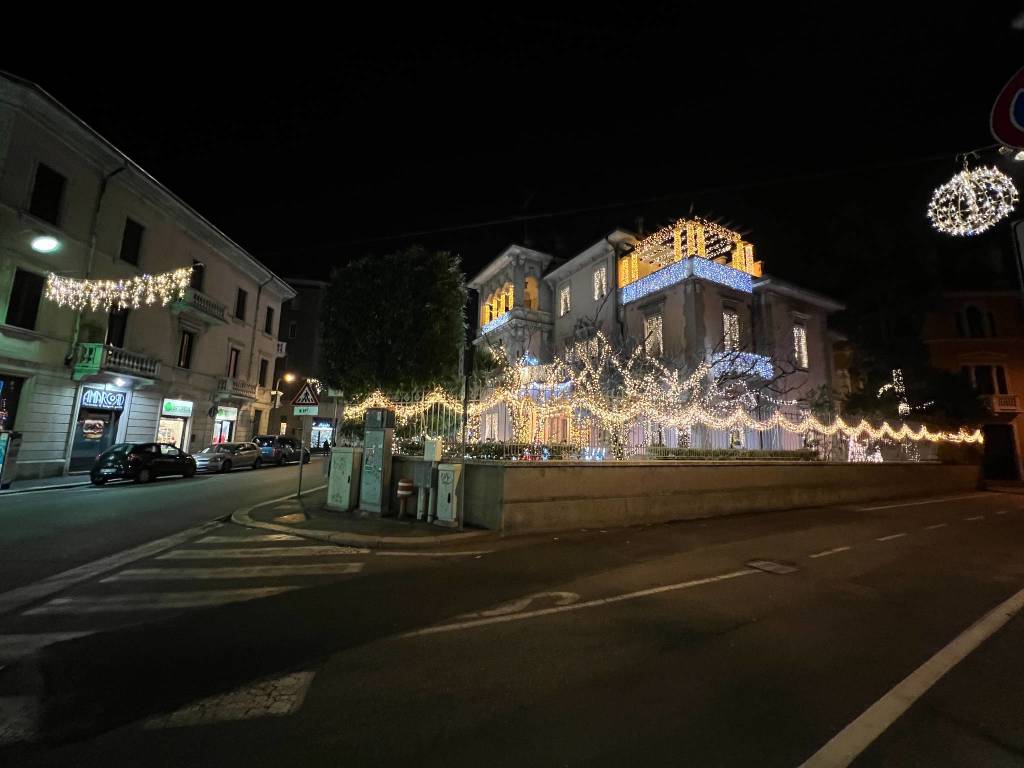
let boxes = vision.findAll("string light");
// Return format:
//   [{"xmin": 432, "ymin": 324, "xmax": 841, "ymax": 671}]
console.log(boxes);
[
  {"xmin": 928, "ymin": 165, "xmax": 1018, "ymax": 236},
  {"xmin": 340, "ymin": 332, "xmax": 984, "ymax": 449},
  {"xmin": 44, "ymin": 267, "xmax": 192, "ymax": 312}
]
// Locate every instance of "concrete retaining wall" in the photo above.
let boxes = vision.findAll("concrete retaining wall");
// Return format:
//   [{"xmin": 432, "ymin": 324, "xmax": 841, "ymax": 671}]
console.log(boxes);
[{"xmin": 462, "ymin": 461, "xmax": 982, "ymax": 533}]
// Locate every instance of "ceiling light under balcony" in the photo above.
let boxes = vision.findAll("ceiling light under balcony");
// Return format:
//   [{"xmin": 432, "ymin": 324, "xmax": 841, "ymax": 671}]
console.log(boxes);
[{"xmin": 31, "ymin": 235, "xmax": 60, "ymax": 253}]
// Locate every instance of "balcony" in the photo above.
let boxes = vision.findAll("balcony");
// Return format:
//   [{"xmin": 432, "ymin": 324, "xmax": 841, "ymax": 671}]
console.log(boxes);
[
  {"xmin": 73, "ymin": 343, "xmax": 161, "ymax": 381},
  {"xmin": 984, "ymin": 394, "xmax": 1021, "ymax": 413},
  {"xmin": 478, "ymin": 307, "xmax": 552, "ymax": 337},
  {"xmin": 171, "ymin": 287, "xmax": 227, "ymax": 324},
  {"xmin": 216, "ymin": 377, "xmax": 258, "ymax": 401}
]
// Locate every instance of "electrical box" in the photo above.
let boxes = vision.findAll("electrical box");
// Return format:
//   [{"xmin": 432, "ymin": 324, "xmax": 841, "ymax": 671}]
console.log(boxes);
[
  {"xmin": 0, "ymin": 431, "xmax": 22, "ymax": 490},
  {"xmin": 359, "ymin": 409, "xmax": 394, "ymax": 515},
  {"xmin": 423, "ymin": 436, "xmax": 443, "ymax": 462},
  {"xmin": 326, "ymin": 447, "xmax": 362, "ymax": 512},
  {"xmin": 435, "ymin": 463, "xmax": 463, "ymax": 527}
]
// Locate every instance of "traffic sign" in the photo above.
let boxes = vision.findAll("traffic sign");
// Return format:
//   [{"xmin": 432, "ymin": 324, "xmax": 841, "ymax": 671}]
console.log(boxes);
[
  {"xmin": 991, "ymin": 66, "xmax": 1024, "ymax": 149},
  {"xmin": 290, "ymin": 380, "xmax": 320, "ymax": 407},
  {"xmin": 294, "ymin": 405, "xmax": 319, "ymax": 416}
]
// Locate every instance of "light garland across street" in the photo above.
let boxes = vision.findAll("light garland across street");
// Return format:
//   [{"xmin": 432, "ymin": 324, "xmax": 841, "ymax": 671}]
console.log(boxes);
[
  {"xmin": 44, "ymin": 267, "xmax": 192, "ymax": 312},
  {"xmin": 341, "ymin": 333, "xmax": 983, "ymax": 447}
]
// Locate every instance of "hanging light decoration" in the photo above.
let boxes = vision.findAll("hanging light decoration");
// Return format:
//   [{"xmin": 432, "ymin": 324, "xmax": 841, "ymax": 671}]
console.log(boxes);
[
  {"xmin": 927, "ymin": 164, "xmax": 1018, "ymax": 236},
  {"xmin": 44, "ymin": 267, "xmax": 192, "ymax": 312}
]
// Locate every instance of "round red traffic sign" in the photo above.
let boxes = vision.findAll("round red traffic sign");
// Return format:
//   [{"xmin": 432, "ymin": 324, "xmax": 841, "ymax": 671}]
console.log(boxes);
[{"xmin": 991, "ymin": 66, "xmax": 1024, "ymax": 149}]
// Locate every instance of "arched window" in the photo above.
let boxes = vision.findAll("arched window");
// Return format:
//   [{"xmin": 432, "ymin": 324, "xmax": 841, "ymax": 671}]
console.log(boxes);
[{"xmin": 965, "ymin": 306, "xmax": 985, "ymax": 338}]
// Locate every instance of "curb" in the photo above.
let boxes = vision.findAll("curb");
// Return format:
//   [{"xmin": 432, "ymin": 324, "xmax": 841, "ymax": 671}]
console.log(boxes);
[
  {"xmin": 230, "ymin": 490, "xmax": 492, "ymax": 550},
  {"xmin": 0, "ymin": 481, "xmax": 91, "ymax": 496}
]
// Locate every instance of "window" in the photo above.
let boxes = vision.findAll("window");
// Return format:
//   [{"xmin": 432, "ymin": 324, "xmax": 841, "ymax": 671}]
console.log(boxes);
[
  {"xmin": 723, "ymin": 309, "xmax": 740, "ymax": 351},
  {"xmin": 793, "ymin": 324, "xmax": 809, "ymax": 368},
  {"xmin": 258, "ymin": 358, "xmax": 269, "ymax": 387},
  {"xmin": 988, "ymin": 312, "xmax": 997, "ymax": 337},
  {"xmin": 253, "ymin": 409, "xmax": 264, "ymax": 435},
  {"xmin": 119, "ymin": 218, "xmax": 144, "ymax": 265},
  {"xmin": 235, "ymin": 288, "xmax": 248, "ymax": 321},
  {"xmin": 28, "ymin": 163, "xmax": 66, "ymax": 225},
  {"xmin": 559, "ymin": 285, "xmax": 571, "ymax": 317},
  {"xmin": 954, "ymin": 312, "xmax": 964, "ymax": 337},
  {"xmin": 279, "ymin": 418, "xmax": 288, "ymax": 436},
  {"xmin": 177, "ymin": 331, "xmax": 195, "ymax": 369},
  {"xmin": 160, "ymin": 444, "xmax": 181, "ymax": 456},
  {"xmin": 264, "ymin": 306, "xmax": 275, "ymax": 335},
  {"xmin": 644, "ymin": 314, "xmax": 663, "ymax": 357},
  {"xmin": 106, "ymin": 308, "xmax": 129, "ymax": 348},
  {"xmin": 965, "ymin": 306, "xmax": 985, "ymax": 338},
  {"xmin": 227, "ymin": 347, "xmax": 240, "ymax": 378},
  {"xmin": 966, "ymin": 365, "xmax": 1009, "ymax": 395},
  {"xmin": 996, "ymin": 366, "xmax": 1008, "ymax": 394},
  {"xmin": 593, "ymin": 266, "xmax": 607, "ymax": 301},
  {"xmin": 5, "ymin": 269, "xmax": 45, "ymax": 330},
  {"xmin": 288, "ymin": 321, "xmax": 297, "ymax": 339},
  {"xmin": 190, "ymin": 260, "xmax": 205, "ymax": 291}
]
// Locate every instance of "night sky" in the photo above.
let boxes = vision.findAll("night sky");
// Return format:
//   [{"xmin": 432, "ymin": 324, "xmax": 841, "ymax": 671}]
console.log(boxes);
[{"xmin": 7, "ymin": 9, "xmax": 1023, "ymax": 295}]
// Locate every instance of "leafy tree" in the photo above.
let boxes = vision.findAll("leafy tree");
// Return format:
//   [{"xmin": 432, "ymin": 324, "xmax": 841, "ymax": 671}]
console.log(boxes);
[{"xmin": 321, "ymin": 246, "xmax": 467, "ymax": 397}]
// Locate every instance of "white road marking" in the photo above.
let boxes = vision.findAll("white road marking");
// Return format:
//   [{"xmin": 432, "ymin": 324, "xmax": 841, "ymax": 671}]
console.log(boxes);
[
  {"xmin": 0, "ymin": 519, "xmax": 223, "ymax": 616},
  {"xmin": 858, "ymin": 493, "xmax": 990, "ymax": 511},
  {"xmin": 460, "ymin": 592, "xmax": 580, "ymax": 619},
  {"xmin": 0, "ymin": 632, "xmax": 93, "ymax": 662},
  {"xmin": 403, "ymin": 569, "xmax": 759, "ymax": 638},
  {"xmin": 145, "ymin": 670, "xmax": 315, "ymax": 728},
  {"xmin": 995, "ymin": 510, "xmax": 1008, "ymax": 515},
  {"xmin": 23, "ymin": 587, "xmax": 294, "ymax": 615},
  {"xmin": 157, "ymin": 546, "xmax": 359, "ymax": 560},
  {"xmin": 374, "ymin": 550, "xmax": 492, "ymax": 557},
  {"xmin": 965, "ymin": 516, "xmax": 984, "ymax": 521},
  {"xmin": 875, "ymin": 533, "xmax": 907, "ymax": 542},
  {"xmin": 798, "ymin": 582, "xmax": 1024, "ymax": 768},
  {"xmin": 101, "ymin": 563, "xmax": 364, "ymax": 581},
  {"xmin": 809, "ymin": 546, "xmax": 852, "ymax": 559},
  {"xmin": 924, "ymin": 523, "xmax": 949, "ymax": 530},
  {"xmin": 196, "ymin": 534, "xmax": 302, "ymax": 543}
]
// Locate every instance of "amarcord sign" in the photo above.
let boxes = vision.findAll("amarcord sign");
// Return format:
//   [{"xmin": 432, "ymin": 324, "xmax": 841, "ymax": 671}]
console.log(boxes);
[{"xmin": 80, "ymin": 388, "xmax": 126, "ymax": 411}]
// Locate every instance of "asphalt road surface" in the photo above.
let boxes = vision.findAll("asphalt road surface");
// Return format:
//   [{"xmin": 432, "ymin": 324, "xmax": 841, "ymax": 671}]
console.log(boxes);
[{"xmin": 2, "ymin": 487, "xmax": 1024, "ymax": 767}]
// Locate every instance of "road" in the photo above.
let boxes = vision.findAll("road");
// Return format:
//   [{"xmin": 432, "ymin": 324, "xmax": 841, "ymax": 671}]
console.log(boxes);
[
  {"xmin": 1, "ymin": 486, "xmax": 1024, "ymax": 766},
  {"xmin": 0, "ymin": 458, "xmax": 326, "ymax": 591}
]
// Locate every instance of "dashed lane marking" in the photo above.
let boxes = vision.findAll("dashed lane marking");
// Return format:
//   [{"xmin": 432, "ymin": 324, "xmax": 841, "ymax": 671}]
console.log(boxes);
[
  {"xmin": 101, "ymin": 563, "xmax": 364, "ymax": 581},
  {"xmin": 809, "ymin": 546, "xmax": 852, "ymax": 559},
  {"xmin": 402, "ymin": 569, "xmax": 760, "ymax": 638},
  {"xmin": 196, "ymin": 534, "xmax": 303, "ymax": 543},
  {"xmin": 995, "ymin": 510, "xmax": 1008, "ymax": 515},
  {"xmin": 157, "ymin": 546, "xmax": 362, "ymax": 560},
  {"xmin": 799, "ymin": 582, "xmax": 1024, "ymax": 768},
  {"xmin": 858, "ymin": 493, "xmax": 990, "ymax": 511},
  {"xmin": 965, "ymin": 516, "xmax": 985, "ymax": 521},
  {"xmin": 374, "ymin": 550, "xmax": 493, "ymax": 557},
  {"xmin": 924, "ymin": 523, "xmax": 949, "ymax": 530},
  {"xmin": 23, "ymin": 587, "xmax": 295, "ymax": 615},
  {"xmin": 876, "ymin": 533, "xmax": 907, "ymax": 542}
]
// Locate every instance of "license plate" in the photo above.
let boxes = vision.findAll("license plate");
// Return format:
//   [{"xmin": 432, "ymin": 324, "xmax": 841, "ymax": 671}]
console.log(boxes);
[{"xmin": 100, "ymin": 468, "xmax": 117, "ymax": 475}]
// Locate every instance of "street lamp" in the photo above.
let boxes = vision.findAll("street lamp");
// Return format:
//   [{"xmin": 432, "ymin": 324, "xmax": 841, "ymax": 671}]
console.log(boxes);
[{"xmin": 273, "ymin": 372, "xmax": 296, "ymax": 408}]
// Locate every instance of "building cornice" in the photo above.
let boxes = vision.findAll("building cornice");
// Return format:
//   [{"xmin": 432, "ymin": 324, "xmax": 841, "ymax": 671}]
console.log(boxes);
[{"xmin": 753, "ymin": 277, "xmax": 844, "ymax": 313}]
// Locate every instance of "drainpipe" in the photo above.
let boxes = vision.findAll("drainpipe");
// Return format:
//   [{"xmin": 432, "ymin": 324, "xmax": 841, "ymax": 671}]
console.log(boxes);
[{"xmin": 65, "ymin": 164, "xmax": 127, "ymax": 369}]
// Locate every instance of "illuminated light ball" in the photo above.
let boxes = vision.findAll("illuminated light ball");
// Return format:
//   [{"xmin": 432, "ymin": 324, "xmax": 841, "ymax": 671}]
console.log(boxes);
[
  {"xmin": 31, "ymin": 235, "xmax": 60, "ymax": 253},
  {"xmin": 927, "ymin": 166, "xmax": 1019, "ymax": 236}
]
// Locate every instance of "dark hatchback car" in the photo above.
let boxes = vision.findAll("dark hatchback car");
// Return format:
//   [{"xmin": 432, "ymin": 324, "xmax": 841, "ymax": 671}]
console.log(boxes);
[
  {"xmin": 255, "ymin": 435, "xmax": 311, "ymax": 465},
  {"xmin": 90, "ymin": 442, "xmax": 196, "ymax": 485}
]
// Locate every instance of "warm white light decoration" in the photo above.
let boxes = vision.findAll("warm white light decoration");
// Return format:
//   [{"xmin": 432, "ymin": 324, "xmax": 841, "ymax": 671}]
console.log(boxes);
[
  {"xmin": 644, "ymin": 314, "xmax": 663, "ymax": 357},
  {"xmin": 343, "ymin": 332, "xmax": 984, "ymax": 449},
  {"xmin": 793, "ymin": 324, "xmax": 808, "ymax": 368},
  {"xmin": 927, "ymin": 165, "xmax": 1018, "ymax": 236},
  {"xmin": 45, "ymin": 267, "xmax": 192, "ymax": 312},
  {"xmin": 593, "ymin": 266, "xmax": 607, "ymax": 300},
  {"xmin": 723, "ymin": 310, "xmax": 740, "ymax": 352},
  {"xmin": 559, "ymin": 285, "xmax": 571, "ymax": 316}
]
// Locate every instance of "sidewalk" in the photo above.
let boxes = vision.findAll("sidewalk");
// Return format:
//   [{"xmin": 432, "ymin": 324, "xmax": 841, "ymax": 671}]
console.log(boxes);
[
  {"xmin": 232, "ymin": 489, "xmax": 494, "ymax": 550},
  {"xmin": 0, "ymin": 474, "xmax": 91, "ymax": 495}
]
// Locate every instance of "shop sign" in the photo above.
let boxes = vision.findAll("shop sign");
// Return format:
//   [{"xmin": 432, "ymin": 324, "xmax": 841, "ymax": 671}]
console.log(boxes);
[
  {"xmin": 81, "ymin": 387, "xmax": 126, "ymax": 411},
  {"xmin": 162, "ymin": 399, "xmax": 193, "ymax": 418},
  {"xmin": 313, "ymin": 418, "xmax": 334, "ymax": 428},
  {"xmin": 215, "ymin": 406, "xmax": 239, "ymax": 421}
]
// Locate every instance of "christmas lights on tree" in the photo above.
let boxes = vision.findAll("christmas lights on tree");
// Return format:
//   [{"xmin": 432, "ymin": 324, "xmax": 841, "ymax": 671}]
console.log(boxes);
[
  {"xmin": 44, "ymin": 267, "xmax": 192, "ymax": 312},
  {"xmin": 927, "ymin": 165, "xmax": 1018, "ymax": 236}
]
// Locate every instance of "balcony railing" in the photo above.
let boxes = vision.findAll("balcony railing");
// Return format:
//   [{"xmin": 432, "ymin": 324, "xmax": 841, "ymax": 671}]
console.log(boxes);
[
  {"xmin": 216, "ymin": 377, "xmax": 258, "ymax": 400},
  {"xmin": 74, "ymin": 343, "xmax": 161, "ymax": 381},
  {"xmin": 984, "ymin": 394, "xmax": 1021, "ymax": 413},
  {"xmin": 173, "ymin": 287, "xmax": 226, "ymax": 323},
  {"xmin": 479, "ymin": 307, "xmax": 552, "ymax": 336}
]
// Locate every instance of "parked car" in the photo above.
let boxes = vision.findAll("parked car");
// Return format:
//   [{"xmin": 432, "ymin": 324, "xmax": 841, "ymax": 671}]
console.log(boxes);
[
  {"xmin": 91, "ymin": 442, "xmax": 196, "ymax": 485},
  {"xmin": 255, "ymin": 435, "xmax": 311, "ymax": 465},
  {"xmin": 194, "ymin": 442, "xmax": 263, "ymax": 473}
]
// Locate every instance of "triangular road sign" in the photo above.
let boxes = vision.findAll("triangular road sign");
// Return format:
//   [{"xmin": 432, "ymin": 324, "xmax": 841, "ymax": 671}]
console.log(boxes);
[{"xmin": 290, "ymin": 380, "xmax": 320, "ymax": 406}]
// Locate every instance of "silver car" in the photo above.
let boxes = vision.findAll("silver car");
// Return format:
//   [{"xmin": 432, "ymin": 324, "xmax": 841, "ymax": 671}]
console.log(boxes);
[{"xmin": 194, "ymin": 442, "xmax": 263, "ymax": 473}]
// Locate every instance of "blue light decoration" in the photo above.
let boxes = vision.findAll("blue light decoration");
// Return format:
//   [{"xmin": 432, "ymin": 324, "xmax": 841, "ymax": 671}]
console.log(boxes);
[
  {"xmin": 480, "ymin": 312, "xmax": 512, "ymax": 335},
  {"xmin": 710, "ymin": 351, "xmax": 774, "ymax": 380},
  {"xmin": 619, "ymin": 257, "xmax": 753, "ymax": 306}
]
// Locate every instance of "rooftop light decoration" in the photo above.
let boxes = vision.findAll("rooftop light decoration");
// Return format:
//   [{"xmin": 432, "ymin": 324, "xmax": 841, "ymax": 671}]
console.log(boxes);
[
  {"xmin": 629, "ymin": 217, "xmax": 763, "ymax": 276},
  {"xmin": 927, "ymin": 164, "xmax": 1018, "ymax": 236},
  {"xmin": 44, "ymin": 266, "xmax": 192, "ymax": 312}
]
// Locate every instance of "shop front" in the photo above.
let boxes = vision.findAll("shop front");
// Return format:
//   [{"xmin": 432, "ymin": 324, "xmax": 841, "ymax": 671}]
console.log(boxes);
[
  {"xmin": 213, "ymin": 405, "xmax": 238, "ymax": 444},
  {"xmin": 311, "ymin": 418, "xmax": 335, "ymax": 450},
  {"xmin": 0, "ymin": 373, "xmax": 23, "ymax": 430},
  {"xmin": 158, "ymin": 398, "xmax": 193, "ymax": 449},
  {"xmin": 70, "ymin": 386, "xmax": 126, "ymax": 471}
]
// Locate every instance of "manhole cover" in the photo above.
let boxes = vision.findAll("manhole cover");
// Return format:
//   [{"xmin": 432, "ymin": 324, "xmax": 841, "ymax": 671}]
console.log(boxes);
[{"xmin": 745, "ymin": 559, "xmax": 799, "ymax": 575}]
